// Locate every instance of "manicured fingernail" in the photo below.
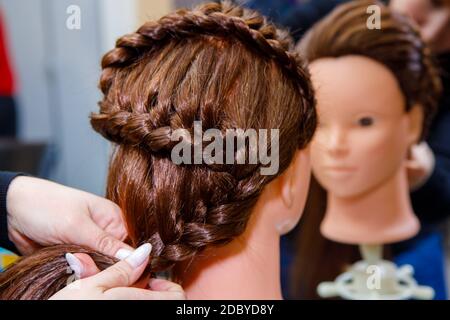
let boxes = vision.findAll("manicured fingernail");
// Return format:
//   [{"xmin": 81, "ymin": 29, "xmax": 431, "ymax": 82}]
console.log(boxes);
[
  {"xmin": 65, "ymin": 253, "xmax": 83, "ymax": 278},
  {"xmin": 115, "ymin": 248, "xmax": 133, "ymax": 260},
  {"xmin": 125, "ymin": 243, "xmax": 152, "ymax": 268}
]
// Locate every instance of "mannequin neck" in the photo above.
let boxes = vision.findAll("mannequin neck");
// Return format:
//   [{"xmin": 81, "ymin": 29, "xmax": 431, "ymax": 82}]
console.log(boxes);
[
  {"xmin": 173, "ymin": 208, "xmax": 283, "ymax": 300},
  {"xmin": 321, "ymin": 167, "xmax": 420, "ymax": 245}
]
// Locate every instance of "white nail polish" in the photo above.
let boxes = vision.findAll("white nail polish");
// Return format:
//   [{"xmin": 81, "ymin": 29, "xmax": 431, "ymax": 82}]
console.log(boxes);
[
  {"xmin": 65, "ymin": 253, "xmax": 83, "ymax": 278},
  {"xmin": 115, "ymin": 248, "xmax": 133, "ymax": 260},
  {"xmin": 125, "ymin": 243, "xmax": 152, "ymax": 268}
]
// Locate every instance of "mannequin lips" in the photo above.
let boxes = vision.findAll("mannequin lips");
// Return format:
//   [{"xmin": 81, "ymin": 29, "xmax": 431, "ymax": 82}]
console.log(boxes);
[
  {"xmin": 323, "ymin": 166, "xmax": 356, "ymax": 172},
  {"xmin": 322, "ymin": 166, "xmax": 357, "ymax": 179}
]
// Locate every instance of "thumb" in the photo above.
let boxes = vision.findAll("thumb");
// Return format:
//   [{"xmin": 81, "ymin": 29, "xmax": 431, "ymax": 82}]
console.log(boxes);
[
  {"xmin": 87, "ymin": 243, "xmax": 152, "ymax": 290},
  {"xmin": 149, "ymin": 278, "xmax": 185, "ymax": 293},
  {"xmin": 70, "ymin": 253, "xmax": 102, "ymax": 279},
  {"xmin": 78, "ymin": 219, "xmax": 134, "ymax": 257}
]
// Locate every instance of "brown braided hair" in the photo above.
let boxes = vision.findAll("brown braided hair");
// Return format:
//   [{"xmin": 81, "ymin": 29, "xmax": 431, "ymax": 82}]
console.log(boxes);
[
  {"xmin": 92, "ymin": 0, "xmax": 316, "ymax": 272},
  {"xmin": 92, "ymin": 1, "xmax": 315, "ymax": 152},
  {"xmin": 1, "ymin": 1, "xmax": 316, "ymax": 299}
]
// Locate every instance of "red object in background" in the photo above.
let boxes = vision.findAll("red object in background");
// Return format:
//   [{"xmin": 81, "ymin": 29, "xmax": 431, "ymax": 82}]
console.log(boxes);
[{"xmin": 0, "ymin": 10, "xmax": 15, "ymax": 96}]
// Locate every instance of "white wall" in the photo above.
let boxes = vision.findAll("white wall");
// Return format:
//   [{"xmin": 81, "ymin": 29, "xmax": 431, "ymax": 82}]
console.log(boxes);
[
  {"xmin": 0, "ymin": 0, "xmax": 141, "ymax": 194},
  {"xmin": 0, "ymin": 0, "xmax": 177, "ymax": 194},
  {"xmin": 139, "ymin": 0, "xmax": 173, "ymax": 21},
  {"xmin": 175, "ymin": 0, "xmax": 202, "ymax": 7},
  {"xmin": 99, "ymin": 0, "xmax": 138, "ymax": 53},
  {"xmin": 0, "ymin": 0, "xmax": 52, "ymax": 142},
  {"xmin": 40, "ymin": 0, "xmax": 109, "ymax": 194}
]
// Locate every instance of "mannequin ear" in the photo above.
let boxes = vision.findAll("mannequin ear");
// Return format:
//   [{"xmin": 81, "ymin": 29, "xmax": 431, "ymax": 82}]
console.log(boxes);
[
  {"xmin": 280, "ymin": 148, "xmax": 311, "ymax": 210},
  {"xmin": 280, "ymin": 165, "xmax": 294, "ymax": 209},
  {"xmin": 406, "ymin": 104, "xmax": 424, "ymax": 145}
]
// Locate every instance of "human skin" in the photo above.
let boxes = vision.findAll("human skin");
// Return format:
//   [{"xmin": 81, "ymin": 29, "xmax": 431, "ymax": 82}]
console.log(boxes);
[
  {"xmin": 50, "ymin": 243, "xmax": 185, "ymax": 300},
  {"xmin": 390, "ymin": 0, "xmax": 450, "ymax": 53},
  {"xmin": 5, "ymin": 176, "xmax": 185, "ymax": 299},
  {"xmin": 6, "ymin": 176, "xmax": 132, "ymax": 256}
]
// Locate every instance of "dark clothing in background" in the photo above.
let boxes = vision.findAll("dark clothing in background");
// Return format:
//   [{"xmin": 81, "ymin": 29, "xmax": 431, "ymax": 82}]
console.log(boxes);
[
  {"xmin": 283, "ymin": 0, "xmax": 351, "ymax": 41},
  {"xmin": 0, "ymin": 96, "xmax": 17, "ymax": 137},
  {"xmin": 409, "ymin": 53, "xmax": 450, "ymax": 224},
  {"xmin": 248, "ymin": 0, "xmax": 352, "ymax": 41},
  {"xmin": 0, "ymin": 171, "xmax": 21, "ymax": 252},
  {"xmin": 246, "ymin": 0, "xmax": 300, "ymax": 25}
]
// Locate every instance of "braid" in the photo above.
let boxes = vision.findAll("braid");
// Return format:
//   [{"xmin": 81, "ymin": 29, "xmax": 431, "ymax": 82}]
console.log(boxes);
[
  {"xmin": 100, "ymin": 1, "xmax": 307, "ymax": 89},
  {"xmin": 93, "ymin": 1, "xmax": 317, "ymax": 274},
  {"xmin": 137, "ymin": 156, "xmax": 274, "ymax": 272},
  {"xmin": 93, "ymin": 1, "xmax": 314, "ymax": 150},
  {"xmin": 91, "ymin": 111, "xmax": 174, "ymax": 152}
]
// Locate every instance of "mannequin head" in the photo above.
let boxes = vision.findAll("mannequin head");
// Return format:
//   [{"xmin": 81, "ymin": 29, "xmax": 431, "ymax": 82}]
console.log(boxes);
[
  {"xmin": 295, "ymin": 0, "xmax": 441, "ymax": 245},
  {"xmin": 0, "ymin": 1, "xmax": 316, "ymax": 299},
  {"xmin": 309, "ymin": 56, "xmax": 423, "ymax": 198},
  {"xmin": 290, "ymin": 0, "xmax": 443, "ymax": 298},
  {"xmin": 298, "ymin": 0, "xmax": 441, "ymax": 199},
  {"xmin": 94, "ymin": 0, "xmax": 316, "ymax": 274}
]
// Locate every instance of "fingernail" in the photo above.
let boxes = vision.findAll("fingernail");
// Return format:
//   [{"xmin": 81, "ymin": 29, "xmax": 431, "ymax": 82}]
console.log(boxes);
[
  {"xmin": 65, "ymin": 253, "xmax": 83, "ymax": 278},
  {"xmin": 115, "ymin": 248, "xmax": 133, "ymax": 260},
  {"xmin": 125, "ymin": 243, "xmax": 152, "ymax": 268}
]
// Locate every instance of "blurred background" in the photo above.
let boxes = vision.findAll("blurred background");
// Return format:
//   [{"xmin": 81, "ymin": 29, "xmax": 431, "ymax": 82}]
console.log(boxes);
[
  {"xmin": 0, "ymin": 0, "xmax": 185, "ymax": 194},
  {"xmin": 0, "ymin": 0, "xmax": 449, "ymax": 299}
]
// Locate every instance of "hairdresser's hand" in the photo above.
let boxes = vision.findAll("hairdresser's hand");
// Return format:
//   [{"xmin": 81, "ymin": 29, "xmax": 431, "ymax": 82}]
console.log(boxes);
[
  {"xmin": 6, "ymin": 176, "xmax": 133, "ymax": 256},
  {"xmin": 406, "ymin": 142, "xmax": 436, "ymax": 191},
  {"xmin": 50, "ymin": 243, "xmax": 186, "ymax": 300}
]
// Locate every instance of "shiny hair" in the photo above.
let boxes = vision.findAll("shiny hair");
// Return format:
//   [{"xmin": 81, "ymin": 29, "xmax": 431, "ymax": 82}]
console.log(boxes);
[
  {"xmin": 0, "ymin": 1, "xmax": 316, "ymax": 299},
  {"xmin": 0, "ymin": 246, "xmax": 116, "ymax": 300}
]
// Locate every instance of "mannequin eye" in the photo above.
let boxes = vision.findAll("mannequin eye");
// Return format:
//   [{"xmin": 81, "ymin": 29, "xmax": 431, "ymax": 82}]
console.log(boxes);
[{"xmin": 358, "ymin": 117, "xmax": 374, "ymax": 127}]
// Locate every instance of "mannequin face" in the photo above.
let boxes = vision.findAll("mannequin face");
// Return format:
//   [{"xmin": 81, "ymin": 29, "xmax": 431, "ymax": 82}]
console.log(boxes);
[{"xmin": 309, "ymin": 56, "xmax": 420, "ymax": 199}]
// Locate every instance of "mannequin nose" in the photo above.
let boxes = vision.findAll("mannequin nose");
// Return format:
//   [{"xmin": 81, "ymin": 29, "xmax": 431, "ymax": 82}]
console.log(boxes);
[{"xmin": 326, "ymin": 129, "xmax": 349, "ymax": 158}]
